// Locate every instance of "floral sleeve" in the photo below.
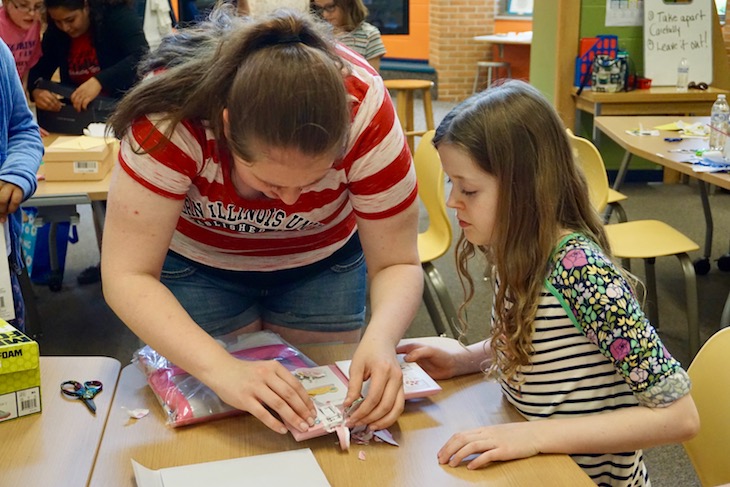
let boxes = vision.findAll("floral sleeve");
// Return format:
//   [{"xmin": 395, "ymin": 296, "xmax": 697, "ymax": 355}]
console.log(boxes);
[{"xmin": 546, "ymin": 234, "xmax": 691, "ymax": 408}]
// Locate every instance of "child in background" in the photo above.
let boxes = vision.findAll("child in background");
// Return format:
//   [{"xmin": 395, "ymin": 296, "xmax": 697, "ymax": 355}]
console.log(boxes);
[
  {"xmin": 310, "ymin": 0, "xmax": 384, "ymax": 71},
  {"xmin": 29, "ymin": 0, "xmax": 148, "ymax": 113},
  {"xmin": 396, "ymin": 80, "xmax": 699, "ymax": 486},
  {"xmin": 0, "ymin": 38, "xmax": 43, "ymax": 332},
  {"xmin": 0, "ymin": 0, "xmax": 43, "ymax": 88}
]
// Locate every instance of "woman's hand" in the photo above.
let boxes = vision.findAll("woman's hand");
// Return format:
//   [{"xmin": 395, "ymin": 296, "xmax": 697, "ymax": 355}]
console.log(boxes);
[
  {"xmin": 212, "ymin": 358, "xmax": 317, "ymax": 435},
  {"xmin": 344, "ymin": 338, "xmax": 404, "ymax": 431},
  {"xmin": 71, "ymin": 78, "xmax": 102, "ymax": 111},
  {"xmin": 438, "ymin": 422, "xmax": 541, "ymax": 470},
  {"xmin": 32, "ymin": 89, "xmax": 63, "ymax": 112}
]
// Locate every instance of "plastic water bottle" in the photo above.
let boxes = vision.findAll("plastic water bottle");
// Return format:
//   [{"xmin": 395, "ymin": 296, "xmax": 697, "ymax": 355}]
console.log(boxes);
[
  {"xmin": 676, "ymin": 58, "xmax": 689, "ymax": 92},
  {"xmin": 710, "ymin": 94, "xmax": 730, "ymax": 151}
]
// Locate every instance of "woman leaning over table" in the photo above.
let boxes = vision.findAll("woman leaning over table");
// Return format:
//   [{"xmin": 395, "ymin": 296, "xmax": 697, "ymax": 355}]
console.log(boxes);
[{"xmin": 102, "ymin": 7, "xmax": 422, "ymax": 435}]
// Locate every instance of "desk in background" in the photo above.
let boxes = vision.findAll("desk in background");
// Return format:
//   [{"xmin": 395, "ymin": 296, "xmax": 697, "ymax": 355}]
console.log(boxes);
[
  {"xmin": 473, "ymin": 32, "xmax": 532, "ymax": 82},
  {"xmin": 574, "ymin": 87, "xmax": 728, "ymax": 143},
  {"xmin": 594, "ymin": 115, "xmax": 730, "ymax": 278},
  {"xmin": 596, "ymin": 115, "xmax": 730, "ymax": 330},
  {"xmin": 89, "ymin": 344, "xmax": 593, "ymax": 487},
  {"xmin": 0, "ymin": 356, "xmax": 121, "ymax": 487},
  {"xmin": 473, "ymin": 32, "xmax": 533, "ymax": 57}
]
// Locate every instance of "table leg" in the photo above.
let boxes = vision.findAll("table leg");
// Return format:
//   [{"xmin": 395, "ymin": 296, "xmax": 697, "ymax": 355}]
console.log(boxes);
[
  {"xmin": 91, "ymin": 201, "xmax": 106, "ymax": 251},
  {"xmin": 697, "ymin": 180, "xmax": 713, "ymax": 262},
  {"xmin": 604, "ymin": 150, "xmax": 633, "ymax": 221},
  {"xmin": 592, "ymin": 103, "xmax": 602, "ymax": 145},
  {"xmin": 612, "ymin": 150, "xmax": 633, "ymax": 191}
]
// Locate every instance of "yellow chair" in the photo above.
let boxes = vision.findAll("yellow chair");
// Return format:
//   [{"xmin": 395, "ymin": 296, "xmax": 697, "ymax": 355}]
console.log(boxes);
[
  {"xmin": 683, "ymin": 327, "xmax": 730, "ymax": 487},
  {"xmin": 566, "ymin": 129, "xmax": 701, "ymax": 356},
  {"xmin": 606, "ymin": 188, "xmax": 628, "ymax": 223},
  {"xmin": 414, "ymin": 130, "xmax": 459, "ymax": 337}
]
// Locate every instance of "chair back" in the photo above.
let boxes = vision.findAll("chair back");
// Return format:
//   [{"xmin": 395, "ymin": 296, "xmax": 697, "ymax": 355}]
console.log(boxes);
[
  {"xmin": 683, "ymin": 327, "xmax": 730, "ymax": 487},
  {"xmin": 565, "ymin": 129, "xmax": 610, "ymax": 212},
  {"xmin": 414, "ymin": 131, "xmax": 452, "ymax": 263}
]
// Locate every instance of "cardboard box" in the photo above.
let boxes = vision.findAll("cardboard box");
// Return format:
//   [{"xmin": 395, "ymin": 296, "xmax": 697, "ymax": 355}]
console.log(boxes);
[
  {"xmin": 0, "ymin": 321, "xmax": 41, "ymax": 422},
  {"xmin": 42, "ymin": 135, "xmax": 116, "ymax": 182}
]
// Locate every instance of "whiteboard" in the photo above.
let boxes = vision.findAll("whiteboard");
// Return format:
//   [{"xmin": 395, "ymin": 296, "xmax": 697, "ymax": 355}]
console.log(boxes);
[{"xmin": 644, "ymin": 0, "xmax": 713, "ymax": 86}]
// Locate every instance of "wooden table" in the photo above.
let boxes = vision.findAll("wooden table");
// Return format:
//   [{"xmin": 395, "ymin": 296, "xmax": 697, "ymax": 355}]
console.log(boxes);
[
  {"xmin": 89, "ymin": 344, "xmax": 593, "ymax": 487},
  {"xmin": 595, "ymin": 115, "xmax": 730, "ymax": 326},
  {"xmin": 473, "ymin": 32, "xmax": 532, "ymax": 58},
  {"xmin": 0, "ymin": 356, "xmax": 121, "ymax": 487},
  {"xmin": 574, "ymin": 87, "xmax": 728, "ymax": 142}
]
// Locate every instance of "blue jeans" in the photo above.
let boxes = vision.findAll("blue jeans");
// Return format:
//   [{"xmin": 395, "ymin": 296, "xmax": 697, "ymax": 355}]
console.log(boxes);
[{"xmin": 160, "ymin": 250, "xmax": 367, "ymax": 337}]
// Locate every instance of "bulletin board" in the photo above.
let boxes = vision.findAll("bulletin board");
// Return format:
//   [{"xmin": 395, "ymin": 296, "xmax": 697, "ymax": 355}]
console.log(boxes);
[{"xmin": 644, "ymin": 0, "xmax": 714, "ymax": 86}]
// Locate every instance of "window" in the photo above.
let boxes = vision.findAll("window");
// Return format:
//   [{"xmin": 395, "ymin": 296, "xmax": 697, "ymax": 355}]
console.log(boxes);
[
  {"xmin": 366, "ymin": 0, "xmax": 409, "ymax": 35},
  {"xmin": 496, "ymin": 0, "xmax": 533, "ymax": 17}
]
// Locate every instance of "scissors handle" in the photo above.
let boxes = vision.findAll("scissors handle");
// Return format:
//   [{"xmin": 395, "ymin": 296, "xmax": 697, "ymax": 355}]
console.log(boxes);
[{"xmin": 60, "ymin": 380, "xmax": 103, "ymax": 414}]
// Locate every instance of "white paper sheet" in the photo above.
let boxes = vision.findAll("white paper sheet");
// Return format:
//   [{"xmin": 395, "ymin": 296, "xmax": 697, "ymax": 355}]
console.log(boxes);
[{"xmin": 132, "ymin": 449, "xmax": 331, "ymax": 487}]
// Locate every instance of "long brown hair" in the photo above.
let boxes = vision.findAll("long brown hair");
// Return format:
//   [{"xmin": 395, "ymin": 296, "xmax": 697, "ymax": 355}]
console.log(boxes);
[
  {"xmin": 110, "ymin": 7, "xmax": 351, "ymax": 161},
  {"xmin": 433, "ymin": 80, "xmax": 610, "ymax": 383}
]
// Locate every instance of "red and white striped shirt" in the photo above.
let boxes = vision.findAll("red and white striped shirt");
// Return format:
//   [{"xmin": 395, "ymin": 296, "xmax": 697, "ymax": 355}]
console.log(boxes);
[{"xmin": 119, "ymin": 47, "xmax": 416, "ymax": 272}]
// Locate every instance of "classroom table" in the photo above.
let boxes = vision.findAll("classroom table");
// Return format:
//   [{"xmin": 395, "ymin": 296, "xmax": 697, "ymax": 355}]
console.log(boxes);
[
  {"xmin": 473, "ymin": 32, "xmax": 533, "ymax": 58},
  {"xmin": 574, "ymin": 87, "xmax": 728, "ymax": 143},
  {"xmin": 89, "ymin": 343, "xmax": 594, "ymax": 487},
  {"xmin": 595, "ymin": 115, "xmax": 730, "ymax": 329},
  {"xmin": 594, "ymin": 116, "xmax": 730, "ymax": 271},
  {"xmin": 23, "ymin": 136, "xmax": 113, "ymax": 292},
  {"xmin": 0, "ymin": 356, "xmax": 121, "ymax": 487}
]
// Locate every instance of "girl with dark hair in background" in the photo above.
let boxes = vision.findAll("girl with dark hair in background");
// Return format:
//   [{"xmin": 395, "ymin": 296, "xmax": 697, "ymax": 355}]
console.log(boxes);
[{"xmin": 28, "ymin": 0, "xmax": 148, "ymax": 113}]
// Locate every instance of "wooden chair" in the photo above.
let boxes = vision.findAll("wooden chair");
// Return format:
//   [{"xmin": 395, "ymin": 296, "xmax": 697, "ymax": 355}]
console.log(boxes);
[
  {"xmin": 566, "ymin": 129, "xmax": 701, "ymax": 356},
  {"xmin": 413, "ymin": 131, "xmax": 459, "ymax": 337},
  {"xmin": 683, "ymin": 327, "xmax": 730, "ymax": 487},
  {"xmin": 384, "ymin": 79, "xmax": 435, "ymax": 154}
]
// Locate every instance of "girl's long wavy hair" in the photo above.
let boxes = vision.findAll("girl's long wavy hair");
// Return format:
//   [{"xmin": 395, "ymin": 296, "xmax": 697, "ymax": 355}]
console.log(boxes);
[
  {"xmin": 433, "ymin": 80, "xmax": 611, "ymax": 384},
  {"xmin": 109, "ymin": 6, "xmax": 351, "ymax": 162}
]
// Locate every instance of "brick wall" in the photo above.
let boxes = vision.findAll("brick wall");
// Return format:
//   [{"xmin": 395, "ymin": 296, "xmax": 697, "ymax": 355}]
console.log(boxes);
[{"xmin": 430, "ymin": 0, "xmax": 496, "ymax": 101}]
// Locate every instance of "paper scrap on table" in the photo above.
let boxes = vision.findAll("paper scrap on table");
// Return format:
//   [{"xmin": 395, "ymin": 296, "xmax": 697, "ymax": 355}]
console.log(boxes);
[
  {"xmin": 122, "ymin": 407, "xmax": 149, "ymax": 419},
  {"xmin": 653, "ymin": 120, "xmax": 709, "ymax": 137},
  {"xmin": 626, "ymin": 129, "xmax": 660, "ymax": 136},
  {"xmin": 49, "ymin": 135, "xmax": 107, "ymax": 150},
  {"xmin": 132, "ymin": 449, "xmax": 331, "ymax": 487},
  {"xmin": 83, "ymin": 123, "xmax": 115, "ymax": 139}
]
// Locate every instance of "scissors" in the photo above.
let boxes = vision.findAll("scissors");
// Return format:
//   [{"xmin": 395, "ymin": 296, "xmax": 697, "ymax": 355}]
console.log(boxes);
[{"xmin": 60, "ymin": 380, "xmax": 103, "ymax": 414}]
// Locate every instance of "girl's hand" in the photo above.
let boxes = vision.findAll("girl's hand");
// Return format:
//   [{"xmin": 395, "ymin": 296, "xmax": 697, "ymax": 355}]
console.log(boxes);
[
  {"xmin": 0, "ymin": 181, "xmax": 23, "ymax": 223},
  {"xmin": 212, "ymin": 358, "xmax": 317, "ymax": 435},
  {"xmin": 32, "ymin": 89, "xmax": 63, "ymax": 112},
  {"xmin": 396, "ymin": 337, "xmax": 469, "ymax": 380},
  {"xmin": 438, "ymin": 422, "xmax": 541, "ymax": 470},
  {"xmin": 70, "ymin": 78, "xmax": 102, "ymax": 112},
  {"xmin": 344, "ymin": 339, "xmax": 404, "ymax": 431}
]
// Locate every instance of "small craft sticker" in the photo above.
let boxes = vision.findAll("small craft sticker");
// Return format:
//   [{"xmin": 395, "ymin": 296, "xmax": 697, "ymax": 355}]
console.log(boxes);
[{"xmin": 358, "ymin": 450, "xmax": 366, "ymax": 461}]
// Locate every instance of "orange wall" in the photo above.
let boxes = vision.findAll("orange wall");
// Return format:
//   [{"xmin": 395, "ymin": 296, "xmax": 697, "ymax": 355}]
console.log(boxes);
[{"xmin": 381, "ymin": 0, "xmax": 430, "ymax": 60}]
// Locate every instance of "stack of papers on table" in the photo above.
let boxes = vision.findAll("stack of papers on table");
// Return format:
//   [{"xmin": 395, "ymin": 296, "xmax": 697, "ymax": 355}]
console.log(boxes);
[
  {"xmin": 132, "ymin": 449, "xmax": 331, "ymax": 487},
  {"xmin": 693, "ymin": 151, "xmax": 730, "ymax": 173},
  {"xmin": 654, "ymin": 120, "xmax": 709, "ymax": 138}
]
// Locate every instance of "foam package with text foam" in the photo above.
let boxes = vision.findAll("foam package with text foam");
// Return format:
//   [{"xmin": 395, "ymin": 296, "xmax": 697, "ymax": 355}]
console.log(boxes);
[{"xmin": 0, "ymin": 320, "xmax": 41, "ymax": 422}]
